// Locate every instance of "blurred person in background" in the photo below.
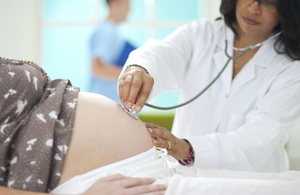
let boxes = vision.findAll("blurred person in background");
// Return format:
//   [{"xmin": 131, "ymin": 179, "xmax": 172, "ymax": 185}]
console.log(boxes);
[{"xmin": 89, "ymin": 0, "xmax": 136, "ymax": 104}]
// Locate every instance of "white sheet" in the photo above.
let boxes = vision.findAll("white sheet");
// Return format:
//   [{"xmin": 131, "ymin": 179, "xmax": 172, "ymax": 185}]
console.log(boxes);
[
  {"xmin": 51, "ymin": 147, "xmax": 300, "ymax": 195},
  {"xmin": 159, "ymin": 169, "xmax": 300, "ymax": 195},
  {"xmin": 50, "ymin": 147, "xmax": 175, "ymax": 194}
]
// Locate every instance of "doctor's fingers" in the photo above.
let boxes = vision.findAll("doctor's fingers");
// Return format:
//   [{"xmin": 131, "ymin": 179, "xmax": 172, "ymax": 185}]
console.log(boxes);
[
  {"xmin": 152, "ymin": 138, "xmax": 171, "ymax": 149},
  {"xmin": 128, "ymin": 73, "xmax": 153, "ymax": 112},
  {"xmin": 119, "ymin": 74, "xmax": 142, "ymax": 108},
  {"xmin": 121, "ymin": 75, "xmax": 153, "ymax": 110},
  {"xmin": 144, "ymin": 122, "xmax": 159, "ymax": 129},
  {"xmin": 153, "ymin": 138, "xmax": 183, "ymax": 160},
  {"xmin": 147, "ymin": 125, "xmax": 172, "ymax": 141},
  {"xmin": 118, "ymin": 77, "xmax": 125, "ymax": 104},
  {"xmin": 134, "ymin": 80, "xmax": 153, "ymax": 112}
]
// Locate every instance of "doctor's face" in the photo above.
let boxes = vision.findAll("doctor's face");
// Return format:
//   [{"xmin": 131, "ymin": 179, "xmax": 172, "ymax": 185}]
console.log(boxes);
[{"xmin": 235, "ymin": 0, "xmax": 280, "ymax": 38}]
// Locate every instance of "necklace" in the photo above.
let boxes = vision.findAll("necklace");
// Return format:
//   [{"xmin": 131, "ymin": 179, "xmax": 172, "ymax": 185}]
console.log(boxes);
[
  {"xmin": 0, "ymin": 57, "xmax": 50, "ymax": 85},
  {"xmin": 234, "ymin": 62, "xmax": 240, "ymax": 74}
]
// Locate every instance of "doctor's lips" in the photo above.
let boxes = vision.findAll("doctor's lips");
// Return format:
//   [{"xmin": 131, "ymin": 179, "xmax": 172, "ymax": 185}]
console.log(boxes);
[{"xmin": 243, "ymin": 17, "xmax": 260, "ymax": 25}]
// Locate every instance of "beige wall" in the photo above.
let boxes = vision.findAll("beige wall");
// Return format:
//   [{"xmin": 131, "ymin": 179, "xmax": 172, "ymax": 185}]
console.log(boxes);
[{"xmin": 0, "ymin": 0, "xmax": 41, "ymax": 65}]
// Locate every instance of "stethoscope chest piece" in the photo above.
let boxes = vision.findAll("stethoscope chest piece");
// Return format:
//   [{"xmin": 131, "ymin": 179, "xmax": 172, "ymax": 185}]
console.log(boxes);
[{"xmin": 122, "ymin": 104, "xmax": 139, "ymax": 120}]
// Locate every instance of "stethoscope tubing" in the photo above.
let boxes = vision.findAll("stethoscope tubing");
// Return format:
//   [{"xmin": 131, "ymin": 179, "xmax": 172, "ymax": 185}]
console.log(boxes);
[
  {"xmin": 144, "ymin": 19, "xmax": 281, "ymax": 110},
  {"xmin": 144, "ymin": 41, "xmax": 251, "ymax": 110}
]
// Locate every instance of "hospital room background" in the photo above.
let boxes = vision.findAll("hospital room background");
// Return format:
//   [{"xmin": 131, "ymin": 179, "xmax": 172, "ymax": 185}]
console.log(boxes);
[{"xmin": 0, "ymin": 0, "xmax": 299, "ymax": 171}]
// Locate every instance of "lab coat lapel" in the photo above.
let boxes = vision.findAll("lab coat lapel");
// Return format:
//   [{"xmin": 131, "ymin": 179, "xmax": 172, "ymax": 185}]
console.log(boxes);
[
  {"xmin": 231, "ymin": 36, "xmax": 277, "ymax": 90},
  {"xmin": 212, "ymin": 25, "xmax": 234, "ymax": 95},
  {"xmin": 213, "ymin": 50, "xmax": 233, "ymax": 95},
  {"xmin": 231, "ymin": 58, "xmax": 256, "ymax": 90}
]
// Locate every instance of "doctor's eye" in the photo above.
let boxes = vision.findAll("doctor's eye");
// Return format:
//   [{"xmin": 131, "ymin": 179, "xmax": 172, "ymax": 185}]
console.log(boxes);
[
  {"xmin": 260, "ymin": 0, "xmax": 277, "ymax": 11},
  {"xmin": 265, "ymin": 0, "xmax": 276, "ymax": 5}
]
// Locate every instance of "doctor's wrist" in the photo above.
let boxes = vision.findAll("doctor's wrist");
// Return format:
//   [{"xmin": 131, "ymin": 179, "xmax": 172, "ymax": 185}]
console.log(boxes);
[
  {"xmin": 178, "ymin": 139, "xmax": 195, "ymax": 166},
  {"xmin": 124, "ymin": 64, "xmax": 150, "ymax": 76}
]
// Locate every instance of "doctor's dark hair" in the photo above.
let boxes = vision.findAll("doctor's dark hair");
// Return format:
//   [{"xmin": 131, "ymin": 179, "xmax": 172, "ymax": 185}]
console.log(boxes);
[
  {"xmin": 106, "ymin": 0, "xmax": 114, "ymax": 4},
  {"xmin": 106, "ymin": 0, "xmax": 120, "ymax": 4},
  {"xmin": 220, "ymin": 0, "xmax": 300, "ymax": 61}
]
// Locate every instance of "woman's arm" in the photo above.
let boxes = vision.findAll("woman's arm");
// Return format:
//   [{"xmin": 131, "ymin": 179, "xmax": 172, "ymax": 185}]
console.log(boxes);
[
  {"xmin": 119, "ymin": 19, "xmax": 212, "ymax": 111},
  {"xmin": 84, "ymin": 174, "xmax": 166, "ymax": 195}
]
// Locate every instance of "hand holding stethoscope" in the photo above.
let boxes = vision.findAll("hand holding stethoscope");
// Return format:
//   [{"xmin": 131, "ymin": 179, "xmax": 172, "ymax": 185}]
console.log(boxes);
[
  {"xmin": 118, "ymin": 70, "xmax": 189, "ymax": 158},
  {"xmin": 118, "ymin": 65, "xmax": 154, "ymax": 113}
]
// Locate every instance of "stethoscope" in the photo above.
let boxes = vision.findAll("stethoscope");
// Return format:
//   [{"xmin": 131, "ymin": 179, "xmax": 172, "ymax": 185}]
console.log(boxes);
[{"xmin": 123, "ymin": 18, "xmax": 282, "ymax": 120}]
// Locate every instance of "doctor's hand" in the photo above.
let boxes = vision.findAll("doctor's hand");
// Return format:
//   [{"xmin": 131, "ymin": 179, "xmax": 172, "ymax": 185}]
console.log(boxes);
[
  {"xmin": 118, "ymin": 66, "xmax": 154, "ymax": 113},
  {"xmin": 145, "ymin": 123, "xmax": 190, "ymax": 160},
  {"xmin": 83, "ymin": 173, "xmax": 166, "ymax": 195}
]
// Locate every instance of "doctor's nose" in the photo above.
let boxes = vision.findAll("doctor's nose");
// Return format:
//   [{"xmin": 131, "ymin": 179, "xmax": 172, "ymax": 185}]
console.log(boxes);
[{"xmin": 248, "ymin": 1, "xmax": 262, "ymax": 14}]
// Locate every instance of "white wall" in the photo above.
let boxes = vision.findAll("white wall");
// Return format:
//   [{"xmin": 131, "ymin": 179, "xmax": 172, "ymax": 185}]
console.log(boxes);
[
  {"xmin": 286, "ymin": 123, "xmax": 300, "ymax": 171},
  {"xmin": 0, "ymin": 0, "xmax": 41, "ymax": 65},
  {"xmin": 203, "ymin": 0, "xmax": 222, "ymax": 21}
]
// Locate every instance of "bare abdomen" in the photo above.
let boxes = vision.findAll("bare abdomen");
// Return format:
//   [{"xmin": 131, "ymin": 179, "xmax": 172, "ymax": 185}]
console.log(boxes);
[{"xmin": 58, "ymin": 92, "xmax": 153, "ymax": 185}]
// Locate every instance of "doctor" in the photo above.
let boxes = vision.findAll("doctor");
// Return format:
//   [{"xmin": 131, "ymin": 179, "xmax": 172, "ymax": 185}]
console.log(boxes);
[{"xmin": 118, "ymin": 0, "xmax": 300, "ymax": 172}]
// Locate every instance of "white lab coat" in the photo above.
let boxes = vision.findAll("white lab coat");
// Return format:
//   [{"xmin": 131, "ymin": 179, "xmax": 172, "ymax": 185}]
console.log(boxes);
[{"xmin": 122, "ymin": 19, "xmax": 300, "ymax": 172}]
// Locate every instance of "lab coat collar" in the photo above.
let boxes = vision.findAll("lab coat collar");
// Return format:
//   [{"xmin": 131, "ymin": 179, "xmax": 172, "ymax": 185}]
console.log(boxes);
[
  {"xmin": 232, "ymin": 34, "xmax": 278, "ymax": 90},
  {"xmin": 217, "ymin": 24, "xmax": 277, "ymax": 68},
  {"xmin": 251, "ymin": 35, "xmax": 278, "ymax": 68},
  {"xmin": 214, "ymin": 24, "xmax": 278, "ymax": 92}
]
